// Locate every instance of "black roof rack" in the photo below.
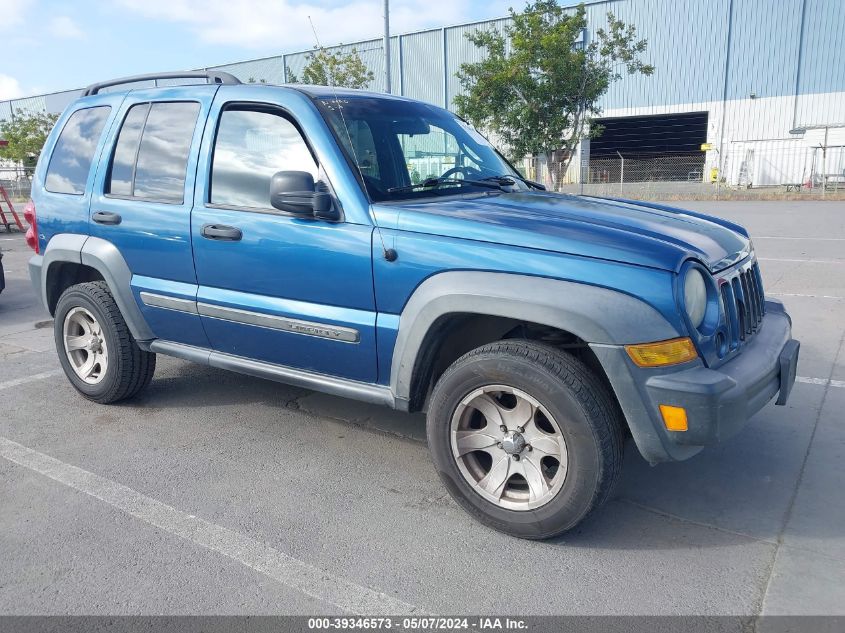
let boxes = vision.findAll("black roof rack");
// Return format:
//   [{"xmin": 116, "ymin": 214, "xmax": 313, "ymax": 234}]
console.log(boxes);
[{"xmin": 82, "ymin": 71, "xmax": 241, "ymax": 96}]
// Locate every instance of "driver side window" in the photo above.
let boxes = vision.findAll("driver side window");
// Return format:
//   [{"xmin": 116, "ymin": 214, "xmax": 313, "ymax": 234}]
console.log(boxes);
[
  {"xmin": 398, "ymin": 124, "xmax": 480, "ymax": 184},
  {"xmin": 210, "ymin": 108, "xmax": 318, "ymax": 209}
]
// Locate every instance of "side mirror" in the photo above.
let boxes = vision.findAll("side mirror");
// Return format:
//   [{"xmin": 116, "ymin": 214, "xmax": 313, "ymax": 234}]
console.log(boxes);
[
  {"xmin": 270, "ymin": 171, "xmax": 341, "ymax": 221},
  {"xmin": 270, "ymin": 171, "xmax": 317, "ymax": 216}
]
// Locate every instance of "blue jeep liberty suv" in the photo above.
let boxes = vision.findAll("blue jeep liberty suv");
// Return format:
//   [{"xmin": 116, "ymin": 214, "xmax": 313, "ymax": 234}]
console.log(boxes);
[{"xmin": 27, "ymin": 72, "xmax": 799, "ymax": 538}]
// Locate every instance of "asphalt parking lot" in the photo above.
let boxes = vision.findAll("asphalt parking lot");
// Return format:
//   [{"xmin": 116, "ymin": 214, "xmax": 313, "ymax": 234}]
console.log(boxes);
[{"xmin": 0, "ymin": 200, "xmax": 843, "ymax": 617}]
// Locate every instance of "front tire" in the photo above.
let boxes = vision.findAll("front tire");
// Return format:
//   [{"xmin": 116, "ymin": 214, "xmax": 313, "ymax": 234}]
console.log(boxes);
[
  {"xmin": 54, "ymin": 281, "xmax": 156, "ymax": 404},
  {"xmin": 426, "ymin": 340, "xmax": 624, "ymax": 539}
]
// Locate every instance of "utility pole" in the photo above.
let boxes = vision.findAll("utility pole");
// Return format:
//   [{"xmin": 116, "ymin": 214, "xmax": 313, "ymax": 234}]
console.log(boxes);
[{"xmin": 383, "ymin": 0, "xmax": 392, "ymax": 94}]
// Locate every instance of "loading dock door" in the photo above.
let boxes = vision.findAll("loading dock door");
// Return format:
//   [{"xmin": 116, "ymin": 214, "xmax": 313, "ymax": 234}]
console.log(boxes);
[{"xmin": 590, "ymin": 112, "xmax": 708, "ymax": 182}]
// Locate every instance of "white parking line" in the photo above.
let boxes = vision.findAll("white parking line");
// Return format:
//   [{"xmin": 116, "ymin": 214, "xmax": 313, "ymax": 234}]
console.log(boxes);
[
  {"xmin": 769, "ymin": 292, "xmax": 845, "ymax": 300},
  {"xmin": 757, "ymin": 257, "xmax": 845, "ymax": 264},
  {"xmin": 0, "ymin": 436, "xmax": 420, "ymax": 616},
  {"xmin": 755, "ymin": 236, "xmax": 845, "ymax": 241},
  {"xmin": 797, "ymin": 376, "xmax": 845, "ymax": 389},
  {"xmin": 0, "ymin": 370, "xmax": 63, "ymax": 391}
]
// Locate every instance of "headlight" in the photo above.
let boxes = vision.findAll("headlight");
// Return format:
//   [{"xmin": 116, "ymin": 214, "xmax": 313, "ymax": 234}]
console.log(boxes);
[{"xmin": 684, "ymin": 268, "xmax": 707, "ymax": 329}]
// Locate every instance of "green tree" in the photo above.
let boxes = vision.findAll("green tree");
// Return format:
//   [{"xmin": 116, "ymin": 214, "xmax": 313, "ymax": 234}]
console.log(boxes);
[
  {"xmin": 0, "ymin": 110, "xmax": 59, "ymax": 169},
  {"xmin": 287, "ymin": 47, "xmax": 374, "ymax": 89},
  {"xmin": 454, "ymin": 1, "xmax": 654, "ymax": 189}
]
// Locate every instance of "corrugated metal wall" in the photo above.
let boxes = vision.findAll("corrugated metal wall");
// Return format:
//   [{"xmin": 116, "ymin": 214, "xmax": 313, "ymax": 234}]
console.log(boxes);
[
  {"xmin": 586, "ymin": 0, "xmax": 729, "ymax": 109},
  {"xmin": 794, "ymin": 0, "xmax": 845, "ymax": 127},
  {"xmin": 1, "ymin": 0, "xmax": 843, "ymax": 131}
]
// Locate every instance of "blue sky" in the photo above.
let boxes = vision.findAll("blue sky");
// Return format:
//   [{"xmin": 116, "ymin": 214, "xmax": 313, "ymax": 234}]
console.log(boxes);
[{"xmin": 0, "ymin": 0, "xmax": 518, "ymax": 99}]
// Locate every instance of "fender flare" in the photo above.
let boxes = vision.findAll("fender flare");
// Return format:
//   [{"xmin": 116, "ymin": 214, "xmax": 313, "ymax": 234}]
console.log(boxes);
[
  {"xmin": 40, "ymin": 234, "xmax": 154, "ymax": 341},
  {"xmin": 389, "ymin": 271, "xmax": 680, "ymax": 401}
]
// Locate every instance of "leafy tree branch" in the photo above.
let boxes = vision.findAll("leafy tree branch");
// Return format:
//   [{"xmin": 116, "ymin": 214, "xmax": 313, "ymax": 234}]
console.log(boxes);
[
  {"xmin": 454, "ymin": 1, "xmax": 654, "ymax": 189},
  {"xmin": 287, "ymin": 47, "xmax": 375, "ymax": 90},
  {"xmin": 0, "ymin": 110, "xmax": 59, "ymax": 170}
]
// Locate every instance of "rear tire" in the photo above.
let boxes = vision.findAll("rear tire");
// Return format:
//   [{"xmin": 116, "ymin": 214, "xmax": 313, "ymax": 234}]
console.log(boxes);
[
  {"xmin": 54, "ymin": 281, "xmax": 156, "ymax": 404},
  {"xmin": 426, "ymin": 339, "xmax": 624, "ymax": 539}
]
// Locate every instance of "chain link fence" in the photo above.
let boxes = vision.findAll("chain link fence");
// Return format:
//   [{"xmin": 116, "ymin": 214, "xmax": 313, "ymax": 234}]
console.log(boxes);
[
  {"xmin": 0, "ymin": 166, "xmax": 34, "ymax": 202},
  {"xmin": 520, "ymin": 143, "xmax": 845, "ymax": 200}
]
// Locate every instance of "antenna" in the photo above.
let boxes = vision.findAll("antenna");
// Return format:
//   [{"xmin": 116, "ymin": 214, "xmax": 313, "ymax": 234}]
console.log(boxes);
[{"xmin": 307, "ymin": 16, "xmax": 397, "ymax": 262}]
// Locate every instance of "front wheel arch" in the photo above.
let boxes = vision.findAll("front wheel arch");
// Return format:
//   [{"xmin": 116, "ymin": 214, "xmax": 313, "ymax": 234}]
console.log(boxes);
[
  {"xmin": 404, "ymin": 312, "xmax": 616, "ymax": 416},
  {"xmin": 389, "ymin": 271, "xmax": 680, "ymax": 406}
]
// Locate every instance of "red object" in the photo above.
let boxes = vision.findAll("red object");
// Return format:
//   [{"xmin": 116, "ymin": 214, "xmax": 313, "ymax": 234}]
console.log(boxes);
[
  {"xmin": 23, "ymin": 199, "xmax": 39, "ymax": 253},
  {"xmin": 0, "ymin": 139, "xmax": 8, "ymax": 146},
  {"xmin": 0, "ymin": 185, "xmax": 26, "ymax": 232}
]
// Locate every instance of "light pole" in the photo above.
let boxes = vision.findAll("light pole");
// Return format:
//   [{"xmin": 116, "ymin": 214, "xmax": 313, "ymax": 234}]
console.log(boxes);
[
  {"xmin": 616, "ymin": 150, "xmax": 625, "ymax": 194},
  {"xmin": 383, "ymin": 0, "xmax": 392, "ymax": 94}
]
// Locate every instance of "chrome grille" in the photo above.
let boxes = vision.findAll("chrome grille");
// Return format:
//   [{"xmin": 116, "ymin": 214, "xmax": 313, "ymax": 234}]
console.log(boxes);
[{"xmin": 720, "ymin": 260, "xmax": 765, "ymax": 351}]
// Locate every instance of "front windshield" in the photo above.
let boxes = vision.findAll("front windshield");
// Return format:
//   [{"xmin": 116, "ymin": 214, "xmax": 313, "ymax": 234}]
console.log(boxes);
[{"xmin": 315, "ymin": 96, "xmax": 527, "ymax": 202}]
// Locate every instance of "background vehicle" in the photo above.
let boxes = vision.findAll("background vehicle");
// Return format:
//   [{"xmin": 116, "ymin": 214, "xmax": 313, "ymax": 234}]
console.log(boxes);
[{"xmin": 26, "ymin": 73, "xmax": 798, "ymax": 538}]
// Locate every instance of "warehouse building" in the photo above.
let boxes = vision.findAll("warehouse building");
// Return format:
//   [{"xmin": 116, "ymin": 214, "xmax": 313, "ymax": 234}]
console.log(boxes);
[{"xmin": 2, "ymin": 0, "xmax": 844, "ymax": 190}]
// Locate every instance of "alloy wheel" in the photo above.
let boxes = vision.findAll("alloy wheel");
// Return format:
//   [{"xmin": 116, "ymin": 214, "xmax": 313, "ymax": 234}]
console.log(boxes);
[
  {"xmin": 62, "ymin": 307, "xmax": 109, "ymax": 385},
  {"xmin": 450, "ymin": 385, "xmax": 568, "ymax": 511}
]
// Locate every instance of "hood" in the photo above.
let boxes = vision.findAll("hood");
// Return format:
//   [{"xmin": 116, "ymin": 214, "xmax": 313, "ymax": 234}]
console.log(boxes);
[{"xmin": 375, "ymin": 192, "xmax": 750, "ymax": 273}]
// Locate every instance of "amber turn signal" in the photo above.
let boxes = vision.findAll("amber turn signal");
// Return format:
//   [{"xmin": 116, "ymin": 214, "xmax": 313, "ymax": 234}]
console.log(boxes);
[
  {"xmin": 659, "ymin": 405, "xmax": 688, "ymax": 431},
  {"xmin": 625, "ymin": 337, "xmax": 698, "ymax": 368}
]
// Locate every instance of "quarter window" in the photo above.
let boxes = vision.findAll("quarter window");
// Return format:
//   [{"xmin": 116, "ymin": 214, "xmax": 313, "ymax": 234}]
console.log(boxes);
[
  {"xmin": 45, "ymin": 106, "xmax": 111, "ymax": 195},
  {"xmin": 107, "ymin": 101, "xmax": 200, "ymax": 203},
  {"xmin": 211, "ymin": 108, "xmax": 318, "ymax": 209},
  {"xmin": 109, "ymin": 103, "xmax": 148, "ymax": 196}
]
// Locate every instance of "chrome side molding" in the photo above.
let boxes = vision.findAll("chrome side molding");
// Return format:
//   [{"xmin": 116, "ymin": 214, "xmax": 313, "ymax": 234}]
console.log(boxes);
[
  {"xmin": 197, "ymin": 302, "xmax": 360, "ymax": 343},
  {"xmin": 138, "ymin": 293, "xmax": 359, "ymax": 343},
  {"xmin": 139, "ymin": 292, "xmax": 199, "ymax": 314}
]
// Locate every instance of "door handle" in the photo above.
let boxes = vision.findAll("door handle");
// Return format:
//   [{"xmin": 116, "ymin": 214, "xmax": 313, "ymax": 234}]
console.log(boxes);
[
  {"xmin": 92, "ymin": 211, "xmax": 122, "ymax": 225},
  {"xmin": 201, "ymin": 224, "xmax": 242, "ymax": 241}
]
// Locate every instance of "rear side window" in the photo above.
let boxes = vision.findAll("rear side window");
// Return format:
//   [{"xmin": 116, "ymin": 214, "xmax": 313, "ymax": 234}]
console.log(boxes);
[
  {"xmin": 107, "ymin": 101, "xmax": 200, "ymax": 203},
  {"xmin": 45, "ymin": 106, "xmax": 111, "ymax": 195},
  {"xmin": 210, "ymin": 108, "xmax": 318, "ymax": 209}
]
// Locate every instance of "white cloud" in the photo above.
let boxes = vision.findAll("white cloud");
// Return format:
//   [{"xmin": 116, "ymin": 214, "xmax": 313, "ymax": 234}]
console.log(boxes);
[
  {"xmin": 0, "ymin": 73, "xmax": 23, "ymax": 100},
  {"xmin": 0, "ymin": 0, "xmax": 34, "ymax": 30},
  {"xmin": 48, "ymin": 15, "xmax": 86, "ymax": 40},
  {"xmin": 115, "ymin": 0, "xmax": 512, "ymax": 50}
]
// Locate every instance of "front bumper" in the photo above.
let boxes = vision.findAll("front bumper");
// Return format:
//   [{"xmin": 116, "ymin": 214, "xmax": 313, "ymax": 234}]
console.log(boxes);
[{"xmin": 592, "ymin": 299, "xmax": 799, "ymax": 463}]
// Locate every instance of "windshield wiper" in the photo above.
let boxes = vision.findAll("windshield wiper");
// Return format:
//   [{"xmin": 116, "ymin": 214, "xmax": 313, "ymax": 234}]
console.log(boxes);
[
  {"xmin": 387, "ymin": 177, "xmax": 511, "ymax": 195},
  {"xmin": 481, "ymin": 174, "xmax": 546, "ymax": 191}
]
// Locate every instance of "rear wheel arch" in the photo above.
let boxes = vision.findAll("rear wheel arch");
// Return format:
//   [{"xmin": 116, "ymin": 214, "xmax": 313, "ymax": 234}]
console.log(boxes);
[
  {"xmin": 40, "ymin": 234, "xmax": 154, "ymax": 342},
  {"xmin": 45, "ymin": 261, "xmax": 104, "ymax": 314}
]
